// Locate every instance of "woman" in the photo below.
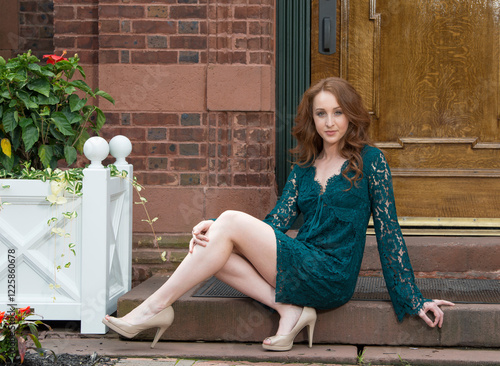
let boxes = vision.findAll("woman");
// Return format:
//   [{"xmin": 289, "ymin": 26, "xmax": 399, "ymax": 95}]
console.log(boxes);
[{"xmin": 103, "ymin": 77, "xmax": 454, "ymax": 351}]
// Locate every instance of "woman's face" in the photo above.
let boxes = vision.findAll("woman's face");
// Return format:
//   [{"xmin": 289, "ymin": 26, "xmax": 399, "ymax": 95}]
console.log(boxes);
[{"xmin": 312, "ymin": 90, "xmax": 349, "ymax": 151}]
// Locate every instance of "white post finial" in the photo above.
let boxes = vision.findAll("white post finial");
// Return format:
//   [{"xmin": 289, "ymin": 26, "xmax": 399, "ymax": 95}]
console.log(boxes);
[
  {"xmin": 83, "ymin": 137, "xmax": 110, "ymax": 168},
  {"xmin": 109, "ymin": 135, "xmax": 132, "ymax": 165}
]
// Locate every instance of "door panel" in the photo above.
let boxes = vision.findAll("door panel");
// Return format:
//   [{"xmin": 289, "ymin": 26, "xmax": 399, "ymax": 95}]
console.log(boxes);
[{"xmin": 312, "ymin": 0, "xmax": 500, "ymax": 221}]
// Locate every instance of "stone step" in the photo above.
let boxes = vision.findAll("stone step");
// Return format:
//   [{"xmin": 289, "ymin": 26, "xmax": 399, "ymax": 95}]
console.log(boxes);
[
  {"xmin": 117, "ymin": 275, "xmax": 500, "ymax": 348},
  {"xmin": 361, "ymin": 236, "xmax": 500, "ymax": 279}
]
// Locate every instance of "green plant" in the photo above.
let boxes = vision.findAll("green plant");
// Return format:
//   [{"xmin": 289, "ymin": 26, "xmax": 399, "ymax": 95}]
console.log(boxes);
[
  {"xmin": 0, "ymin": 50, "xmax": 114, "ymax": 171},
  {"xmin": 0, "ymin": 306, "xmax": 53, "ymax": 364},
  {"xmin": 357, "ymin": 348, "xmax": 371, "ymax": 366}
]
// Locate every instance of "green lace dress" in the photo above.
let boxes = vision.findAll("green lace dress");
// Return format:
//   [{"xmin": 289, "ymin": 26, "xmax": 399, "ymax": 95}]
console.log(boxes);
[{"xmin": 263, "ymin": 145, "xmax": 429, "ymax": 321}]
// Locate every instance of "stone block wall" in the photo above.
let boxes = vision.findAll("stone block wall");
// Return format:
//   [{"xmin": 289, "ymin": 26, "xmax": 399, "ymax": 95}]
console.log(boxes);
[{"xmin": 51, "ymin": 0, "xmax": 277, "ymax": 285}]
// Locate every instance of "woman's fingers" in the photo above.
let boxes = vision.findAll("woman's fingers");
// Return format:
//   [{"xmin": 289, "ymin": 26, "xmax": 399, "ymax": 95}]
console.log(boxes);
[{"xmin": 419, "ymin": 299, "xmax": 455, "ymax": 328}]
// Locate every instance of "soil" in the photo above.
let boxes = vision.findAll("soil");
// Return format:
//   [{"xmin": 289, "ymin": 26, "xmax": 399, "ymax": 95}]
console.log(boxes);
[{"xmin": 4, "ymin": 352, "xmax": 118, "ymax": 366}]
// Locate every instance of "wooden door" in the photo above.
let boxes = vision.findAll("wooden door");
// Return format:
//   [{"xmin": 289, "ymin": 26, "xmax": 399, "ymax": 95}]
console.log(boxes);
[{"xmin": 312, "ymin": 0, "xmax": 500, "ymax": 230}]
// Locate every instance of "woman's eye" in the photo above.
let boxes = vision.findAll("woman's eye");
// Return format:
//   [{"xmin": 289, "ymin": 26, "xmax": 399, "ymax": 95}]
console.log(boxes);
[
  {"xmin": 316, "ymin": 111, "xmax": 325, "ymax": 117},
  {"xmin": 334, "ymin": 110, "xmax": 343, "ymax": 116}
]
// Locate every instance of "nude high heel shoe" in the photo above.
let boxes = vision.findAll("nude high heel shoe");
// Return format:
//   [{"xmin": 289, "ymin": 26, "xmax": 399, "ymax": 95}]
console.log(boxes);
[
  {"xmin": 262, "ymin": 307, "xmax": 317, "ymax": 351},
  {"xmin": 102, "ymin": 306, "xmax": 174, "ymax": 348}
]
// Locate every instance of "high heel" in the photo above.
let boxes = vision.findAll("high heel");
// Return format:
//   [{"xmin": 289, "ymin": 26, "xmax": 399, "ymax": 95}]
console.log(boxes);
[
  {"xmin": 102, "ymin": 306, "xmax": 174, "ymax": 348},
  {"xmin": 262, "ymin": 307, "xmax": 317, "ymax": 351}
]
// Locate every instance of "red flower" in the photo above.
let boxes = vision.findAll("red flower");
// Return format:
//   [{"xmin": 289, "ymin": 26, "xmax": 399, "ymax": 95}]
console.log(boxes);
[
  {"xmin": 43, "ymin": 50, "xmax": 68, "ymax": 64},
  {"xmin": 19, "ymin": 306, "xmax": 31, "ymax": 316},
  {"xmin": 0, "ymin": 311, "xmax": 5, "ymax": 323}
]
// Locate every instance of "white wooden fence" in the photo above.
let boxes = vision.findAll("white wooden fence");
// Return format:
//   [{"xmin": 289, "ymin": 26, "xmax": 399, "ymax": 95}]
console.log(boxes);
[{"xmin": 0, "ymin": 135, "xmax": 133, "ymax": 334}]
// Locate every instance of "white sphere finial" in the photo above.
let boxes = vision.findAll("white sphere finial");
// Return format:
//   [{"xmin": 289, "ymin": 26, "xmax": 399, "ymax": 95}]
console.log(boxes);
[
  {"xmin": 83, "ymin": 137, "xmax": 110, "ymax": 169},
  {"xmin": 109, "ymin": 135, "xmax": 132, "ymax": 165}
]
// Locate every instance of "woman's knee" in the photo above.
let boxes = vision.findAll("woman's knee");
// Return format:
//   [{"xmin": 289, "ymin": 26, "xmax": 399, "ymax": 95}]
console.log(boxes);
[{"xmin": 213, "ymin": 210, "xmax": 246, "ymax": 233}]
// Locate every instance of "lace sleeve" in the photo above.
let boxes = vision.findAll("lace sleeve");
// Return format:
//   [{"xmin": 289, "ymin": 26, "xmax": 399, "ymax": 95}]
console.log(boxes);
[
  {"xmin": 368, "ymin": 150, "xmax": 429, "ymax": 321},
  {"xmin": 263, "ymin": 166, "xmax": 301, "ymax": 233}
]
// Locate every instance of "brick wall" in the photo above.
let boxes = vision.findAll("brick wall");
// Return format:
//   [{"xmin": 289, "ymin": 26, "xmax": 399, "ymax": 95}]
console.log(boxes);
[
  {"xmin": 52, "ymin": 0, "xmax": 277, "ymax": 286},
  {"xmin": 0, "ymin": 0, "xmax": 55, "ymax": 60}
]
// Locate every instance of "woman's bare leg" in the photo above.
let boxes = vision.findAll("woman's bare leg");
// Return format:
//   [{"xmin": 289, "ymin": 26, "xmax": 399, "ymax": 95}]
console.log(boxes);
[
  {"xmin": 116, "ymin": 210, "xmax": 303, "ymax": 336},
  {"xmin": 214, "ymin": 252, "xmax": 304, "ymax": 337}
]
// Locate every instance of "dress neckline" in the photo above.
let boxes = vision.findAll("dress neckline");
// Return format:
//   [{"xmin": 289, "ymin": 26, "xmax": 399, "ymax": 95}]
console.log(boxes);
[{"xmin": 311, "ymin": 159, "xmax": 349, "ymax": 195}]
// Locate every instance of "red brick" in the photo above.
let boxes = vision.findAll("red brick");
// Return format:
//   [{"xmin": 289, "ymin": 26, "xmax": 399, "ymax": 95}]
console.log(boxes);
[
  {"xmin": 147, "ymin": 6, "xmax": 169, "ymax": 18},
  {"xmin": 131, "ymin": 51, "xmax": 177, "ymax": 64},
  {"xmin": 132, "ymin": 20, "xmax": 176, "ymax": 34},
  {"xmin": 54, "ymin": 0, "xmax": 98, "ymax": 4},
  {"xmin": 54, "ymin": 6, "xmax": 75, "ymax": 19},
  {"xmin": 77, "ymin": 6, "xmax": 98, "ymax": 19},
  {"xmin": 77, "ymin": 36, "xmax": 98, "ymax": 49},
  {"xmin": 101, "ymin": 127, "xmax": 146, "ymax": 141},
  {"xmin": 54, "ymin": 36, "xmax": 76, "ymax": 48},
  {"xmin": 170, "ymin": 5, "xmax": 207, "ymax": 19},
  {"xmin": 100, "ymin": 5, "xmax": 145, "ymax": 19},
  {"xmin": 170, "ymin": 158, "xmax": 207, "ymax": 171},
  {"xmin": 99, "ymin": 50, "xmax": 119, "ymax": 63},
  {"xmin": 100, "ymin": 19, "xmax": 120, "ymax": 33},
  {"xmin": 99, "ymin": 35, "xmax": 146, "ymax": 48},
  {"xmin": 141, "ymin": 172, "xmax": 178, "ymax": 186},
  {"xmin": 20, "ymin": 26, "xmax": 38, "ymax": 38},
  {"xmin": 232, "ymin": 21, "xmax": 246, "ymax": 34},
  {"xmin": 170, "ymin": 36, "xmax": 207, "ymax": 50},
  {"xmin": 20, "ymin": 1, "xmax": 38, "ymax": 12},
  {"xmin": 69, "ymin": 50, "xmax": 98, "ymax": 64},
  {"xmin": 169, "ymin": 128, "xmax": 206, "ymax": 142},
  {"xmin": 55, "ymin": 20, "xmax": 98, "ymax": 34},
  {"xmin": 133, "ymin": 113, "xmax": 179, "ymax": 126},
  {"xmin": 24, "ymin": 12, "xmax": 54, "ymax": 26}
]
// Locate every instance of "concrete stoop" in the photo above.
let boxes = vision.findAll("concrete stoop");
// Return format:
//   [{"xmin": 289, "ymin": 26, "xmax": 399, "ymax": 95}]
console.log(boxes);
[{"xmin": 117, "ymin": 275, "xmax": 500, "ymax": 348}]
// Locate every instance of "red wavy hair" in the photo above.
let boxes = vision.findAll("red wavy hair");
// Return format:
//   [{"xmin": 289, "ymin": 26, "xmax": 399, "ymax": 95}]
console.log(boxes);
[{"xmin": 291, "ymin": 77, "xmax": 373, "ymax": 188}]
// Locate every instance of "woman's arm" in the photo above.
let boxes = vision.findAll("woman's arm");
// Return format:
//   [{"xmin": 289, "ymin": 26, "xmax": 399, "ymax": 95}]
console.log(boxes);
[
  {"xmin": 262, "ymin": 165, "xmax": 301, "ymax": 233},
  {"xmin": 367, "ymin": 149, "xmax": 454, "ymax": 326}
]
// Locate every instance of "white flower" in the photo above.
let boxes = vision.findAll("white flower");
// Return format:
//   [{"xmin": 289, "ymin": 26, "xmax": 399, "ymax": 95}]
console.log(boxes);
[
  {"xmin": 51, "ymin": 227, "xmax": 66, "ymax": 237},
  {"xmin": 50, "ymin": 180, "xmax": 67, "ymax": 196},
  {"xmin": 46, "ymin": 194, "xmax": 67, "ymax": 205},
  {"xmin": 46, "ymin": 180, "xmax": 68, "ymax": 205}
]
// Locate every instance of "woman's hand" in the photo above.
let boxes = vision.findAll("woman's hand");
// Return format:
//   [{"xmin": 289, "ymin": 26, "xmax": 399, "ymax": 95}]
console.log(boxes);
[
  {"xmin": 418, "ymin": 299, "xmax": 455, "ymax": 328},
  {"xmin": 189, "ymin": 220, "xmax": 213, "ymax": 253}
]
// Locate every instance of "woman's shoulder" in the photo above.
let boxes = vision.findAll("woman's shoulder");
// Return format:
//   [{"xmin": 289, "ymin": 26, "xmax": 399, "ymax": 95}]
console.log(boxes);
[{"xmin": 361, "ymin": 144, "xmax": 385, "ymax": 162}]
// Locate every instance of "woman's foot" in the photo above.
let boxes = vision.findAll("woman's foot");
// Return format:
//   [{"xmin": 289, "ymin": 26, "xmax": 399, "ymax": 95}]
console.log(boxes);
[
  {"xmin": 268, "ymin": 304, "xmax": 303, "ymax": 340},
  {"xmin": 102, "ymin": 305, "xmax": 174, "ymax": 348},
  {"xmin": 106, "ymin": 300, "xmax": 166, "ymax": 326},
  {"xmin": 262, "ymin": 306, "xmax": 317, "ymax": 351}
]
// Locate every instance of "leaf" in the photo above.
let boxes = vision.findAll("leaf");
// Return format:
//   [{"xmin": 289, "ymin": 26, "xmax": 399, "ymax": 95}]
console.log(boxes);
[
  {"xmin": 28, "ymin": 333, "xmax": 42, "ymax": 349},
  {"xmin": 64, "ymin": 145, "xmax": 77, "ymax": 166},
  {"xmin": 0, "ymin": 151, "xmax": 14, "ymax": 171},
  {"xmin": 94, "ymin": 107, "xmax": 106, "ymax": 132},
  {"xmin": 16, "ymin": 90, "xmax": 38, "ymax": 109},
  {"xmin": 2, "ymin": 110, "xmax": 18, "ymax": 133},
  {"xmin": 1, "ymin": 138, "xmax": 11, "ymax": 157},
  {"xmin": 51, "ymin": 112, "xmax": 74, "ymax": 136},
  {"xmin": 38, "ymin": 144, "xmax": 53, "ymax": 168},
  {"xmin": 69, "ymin": 94, "xmax": 87, "ymax": 112},
  {"xmin": 65, "ymin": 262, "xmax": 71, "ymax": 268},
  {"xmin": 27, "ymin": 78, "xmax": 51, "ymax": 97},
  {"xmin": 95, "ymin": 90, "xmax": 115, "ymax": 104},
  {"xmin": 19, "ymin": 117, "xmax": 33, "ymax": 129},
  {"xmin": 64, "ymin": 86, "xmax": 76, "ymax": 94},
  {"xmin": 61, "ymin": 107, "xmax": 83, "ymax": 125},
  {"xmin": 69, "ymin": 80, "xmax": 92, "ymax": 94},
  {"xmin": 17, "ymin": 337, "xmax": 27, "ymax": 363},
  {"xmin": 37, "ymin": 92, "xmax": 59, "ymax": 105},
  {"xmin": 22, "ymin": 125, "xmax": 39, "ymax": 151}
]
